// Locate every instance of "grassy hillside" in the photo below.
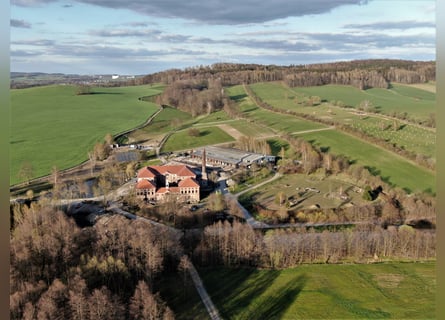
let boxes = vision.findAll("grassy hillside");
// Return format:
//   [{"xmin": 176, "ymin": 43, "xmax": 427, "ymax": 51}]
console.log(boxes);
[
  {"xmin": 298, "ymin": 130, "xmax": 435, "ymax": 194},
  {"xmin": 227, "ymin": 85, "xmax": 435, "ymax": 194},
  {"xmin": 11, "ymin": 84, "xmax": 162, "ymax": 185},
  {"xmin": 201, "ymin": 262, "xmax": 436, "ymax": 319},
  {"xmin": 290, "ymin": 83, "xmax": 435, "ymax": 121},
  {"xmin": 162, "ymin": 126, "xmax": 235, "ymax": 152},
  {"xmin": 249, "ymin": 82, "xmax": 435, "ymax": 159}
]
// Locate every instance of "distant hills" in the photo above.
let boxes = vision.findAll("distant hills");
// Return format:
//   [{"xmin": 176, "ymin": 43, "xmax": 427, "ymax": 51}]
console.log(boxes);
[
  {"xmin": 10, "ymin": 72, "xmax": 143, "ymax": 89},
  {"xmin": 11, "ymin": 59, "xmax": 435, "ymax": 89}
]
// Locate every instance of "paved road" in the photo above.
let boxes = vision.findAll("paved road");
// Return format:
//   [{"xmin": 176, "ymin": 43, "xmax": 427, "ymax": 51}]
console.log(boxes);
[{"xmin": 220, "ymin": 173, "xmax": 283, "ymax": 229}]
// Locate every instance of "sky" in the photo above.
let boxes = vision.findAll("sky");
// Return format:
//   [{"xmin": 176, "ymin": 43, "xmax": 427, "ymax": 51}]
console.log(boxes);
[{"xmin": 10, "ymin": 0, "xmax": 436, "ymax": 75}]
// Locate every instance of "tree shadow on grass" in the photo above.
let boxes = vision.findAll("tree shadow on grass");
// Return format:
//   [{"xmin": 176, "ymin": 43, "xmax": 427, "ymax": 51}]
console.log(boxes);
[
  {"xmin": 203, "ymin": 268, "xmax": 308, "ymax": 320},
  {"xmin": 199, "ymin": 130, "xmax": 210, "ymax": 137},
  {"xmin": 89, "ymin": 91, "xmax": 123, "ymax": 95},
  {"xmin": 235, "ymin": 273, "xmax": 308, "ymax": 320},
  {"xmin": 321, "ymin": 288, "xmax": 391, "ymax": 319},
  {"xmin": 231, "ymin": 94, "xmax": 248, "ymax": 102},
  {"xmin": 212, "ymin": 269, "xmax": 281, "ymax": 319}
]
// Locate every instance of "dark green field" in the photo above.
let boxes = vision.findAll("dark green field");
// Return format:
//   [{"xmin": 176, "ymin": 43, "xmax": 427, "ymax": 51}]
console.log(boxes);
[
  {"xmin": 161, "ymin": 126, "xmax": 235, "ymax": 152},
  {"xmin": 200, "ymin": 262, "xmax": 436, "ymax": 319},
  {"xmin": 10, "ymin": 84, "xmax": 162, "ymax": 184}
]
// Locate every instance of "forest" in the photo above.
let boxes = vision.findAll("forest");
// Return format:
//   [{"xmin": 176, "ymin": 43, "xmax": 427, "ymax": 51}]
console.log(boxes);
[
  {"xmin": 10, "ymin": 203, "xmax": 180, "ymax": 319},
  {"xmin": 140, "ymin": 59, "xmax": 435, "ymax": 88}
]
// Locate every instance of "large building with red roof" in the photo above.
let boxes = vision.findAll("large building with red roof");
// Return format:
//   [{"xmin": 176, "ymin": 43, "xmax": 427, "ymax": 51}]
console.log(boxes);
[{"xmin": 136, "ymin": 165, "xmax": 200, "ymax": 203}]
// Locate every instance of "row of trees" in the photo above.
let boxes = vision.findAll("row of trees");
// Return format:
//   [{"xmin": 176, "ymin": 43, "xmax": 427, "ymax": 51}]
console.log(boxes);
[
  {"xmin": 237, "ymin": 136, "xmax": 272, "ymax": 155},
  {"xmin": 10, "ymin": 203, "xmax": 181, "ymax": 319},
  {"xmin": 156, "ymin": 79, "xmax": 227, "ymax": 116},
  {"xmin": 194, "ymin": 221, "xmax": 436, "ymax": 269},
  {"xmin": 140, "ymin": 60, "xmax": 435, "ymax": 89}
]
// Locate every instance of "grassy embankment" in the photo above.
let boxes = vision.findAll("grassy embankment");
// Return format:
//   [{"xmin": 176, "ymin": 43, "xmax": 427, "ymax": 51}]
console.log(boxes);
[
  {"xmin": 226, "ymin": 85, "xmax": 435, "ymax": 194},
  {"xmin": 200, "ymin": 262, "xmax": 436, "ymax": 320},
  {"xmin": 250, "ymin": 82, "xmax": 436, "ymax": 159},
  {"xmin": 11, "ymin": 84, "xmax": 162, "ymax": 185}
]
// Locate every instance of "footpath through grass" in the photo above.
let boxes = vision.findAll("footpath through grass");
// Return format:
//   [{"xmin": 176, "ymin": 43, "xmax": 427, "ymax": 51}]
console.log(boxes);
[
  {"xmin": 11, "ymin": 84, "xmax": 162, "ymax": 185},
  {"xmin": 200, "ymin": 262, "xmax": 435, "ymax": 320}
]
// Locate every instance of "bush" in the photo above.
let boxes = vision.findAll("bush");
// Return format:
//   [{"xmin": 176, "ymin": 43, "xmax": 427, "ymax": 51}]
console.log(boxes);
[{"xmin": 188, "ymin": 128, "xmax": 200, "ymax": 137}]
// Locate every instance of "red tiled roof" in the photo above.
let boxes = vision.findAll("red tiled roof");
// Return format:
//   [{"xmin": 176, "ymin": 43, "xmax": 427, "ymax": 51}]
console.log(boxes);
[
  {"xmin": 149, "ymin": 165, "xmax": 196, "ymax": 178},
  {"xmin": 179, "ymin": 177, "xmax": 200, "ymax": 188},
  {"xmin": 157, "ymin": 187, "xmax": 181, "ymax": 194},
  {"xmin": 136, "ymin": 179, "xmax": 156, "ymax": 189},
  {"xmin": 137, "ymin": 167, "xmax": 158, "ymax": 179}
]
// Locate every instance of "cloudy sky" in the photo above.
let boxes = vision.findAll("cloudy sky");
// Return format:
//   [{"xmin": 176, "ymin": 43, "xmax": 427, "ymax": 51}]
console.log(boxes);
[{"xmin": 10, "ymin": 0, "xmax": 435, "ymax": 75}]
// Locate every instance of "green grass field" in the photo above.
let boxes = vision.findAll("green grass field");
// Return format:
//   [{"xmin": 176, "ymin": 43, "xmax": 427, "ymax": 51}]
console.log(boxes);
[
  {"xmin": 11, "ymin": 84, "xmax": 162, "ymax": 185},
  {"xmin": 200, "ymin": 262, "xmax": 435, "ymax": 319},
  {"xmin": 127, "ymin": 106, "xmax": 193, "ymax": 144},
  {"xmin": 157, "ymin": 272, "xmax": 209, "ymax": 320},
  {"xmin": 249, "ymin": 82, "xmax": 435, "ymax": 159},
  {"xmin": 161, "ymin": 126, "xmax": 235, "ymax": 152},
  {"xmin": 290, "ymin": 83, "xmax": 435, "ymax": 121},
  {"xmin": 227, "ymin": 84, "xmax": 435, "ymax": 194},
  {"xmin": 227, "ymin": 85, "xmax": 327, "ymax": 133},
  {"xmin": 298, "ymin": 130, "xmax": 435, "ymax": 194}
]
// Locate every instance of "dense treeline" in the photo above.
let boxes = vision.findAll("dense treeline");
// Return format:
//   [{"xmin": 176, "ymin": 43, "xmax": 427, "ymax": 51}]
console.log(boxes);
[
  {"xmin": 155, "ymin": 78, "xmax": 228, "ymax": 116},
  {"xmin": 10, "ymin": 204, "xmax": 180, "ymax": 319},
  {"xmin": 194, "ymin": 221, "xmax": 435, "ymax": 269},
  {"xmin": 141, "ymin": 60, "xmax": 435, "ymax": 90}
]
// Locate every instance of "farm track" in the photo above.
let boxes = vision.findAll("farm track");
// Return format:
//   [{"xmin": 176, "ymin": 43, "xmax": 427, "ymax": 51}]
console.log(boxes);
[
  {"xmin": 279, "ymin": 81, "xmax": 436, "ymax": 133},
  {"xmin": 242, "ymin": 84, "xmax": 435, "ymax": 174}
]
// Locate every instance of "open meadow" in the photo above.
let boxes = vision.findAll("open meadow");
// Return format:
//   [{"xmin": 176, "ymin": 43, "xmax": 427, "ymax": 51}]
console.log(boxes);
[
  {"xmin": 290, "ymin": 83, "xmax": 435, "ymax": 121},
  {"xmin": 10, "ymin": 84, "xmax": 162, "ymax": 184},
  {"xmin": 226, "ymin": 85, "xmax": 435, "ymax": 194},
  {"xmin": 249, "ymin": 82, "xmax": 436, "ymax": 159},
  {"xmin": 200, "ymin": 262, "xmax": 436, "ymax": 320},
  {"xmin": 161, "ymin": 126, "xmax": 235, "ymax": 152},
  {"xmin": 297, "ymin": 130, "xmax": 435, "ymax": 194}
]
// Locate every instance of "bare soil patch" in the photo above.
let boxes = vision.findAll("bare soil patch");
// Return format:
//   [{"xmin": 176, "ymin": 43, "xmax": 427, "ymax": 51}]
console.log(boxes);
[
  {"xmin": 217, "ymin": 124, "xmax": 246, "ymax": 140},
  {"xmin": 374, "ymin": 273, "xmax": 404, "ymax": 288}
]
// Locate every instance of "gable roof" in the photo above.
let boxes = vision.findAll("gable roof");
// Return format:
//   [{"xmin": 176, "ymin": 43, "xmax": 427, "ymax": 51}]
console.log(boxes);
[
  {"xmin": 179, "ymin": 177, "xmax": 200, "ymax": 188},
  {"xmin": 157, "ymin": 187, "xmax": 181, "ymax": 194},
  {"xmin": 137, "ymin": 166, "xmax": 158, "ymax": 179},
  {"xmin": 136, "ymin": 179, "xmax": 156, "ymax": 189},
  {"xmin": 148, "ymin": 165, "xmax": 196, "ymax": 177}
]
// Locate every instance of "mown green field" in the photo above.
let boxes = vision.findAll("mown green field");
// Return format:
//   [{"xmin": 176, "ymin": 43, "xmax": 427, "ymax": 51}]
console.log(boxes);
[
  {"xmin": 127, "ymin": 106, "xmax": 193, "ymax": 144},
  {"xmin": 227, "ymin": 85, "xmax": 327, "ymax": 133},
  {"xmin": 161, "ymin": 126, "xmax": 235, "ymax": 152},
  {"xmin": 10, "ymin": 84, "xmax": 162, "ymax": 184},
  {"xmin": 291, "ymin": 83, "xmax": 435, "ymax": 121},
  {"xmin": 249, "ymin": 82, "xmax": 436, "ymax": 159},
  {"xmin": 298, "ymin": 130, "xmax": 435, "ymax": 194},
  {"xmin": 227, "ymin": 84, "xmax": 435, "ymax": 194},
  {"xmin": 201, "ymin": 262, "xmax": 436, "ymax": 320}
]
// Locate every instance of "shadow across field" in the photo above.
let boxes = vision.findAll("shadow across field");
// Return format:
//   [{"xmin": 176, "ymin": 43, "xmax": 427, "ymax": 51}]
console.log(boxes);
[
  {"xmin": 89, "ymin": 91, "xmax": 123, "ymax": 95},
  {"xmin": 201, "ymin": 268, "xmax": 307, "ymax": 320}
]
